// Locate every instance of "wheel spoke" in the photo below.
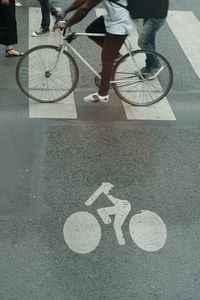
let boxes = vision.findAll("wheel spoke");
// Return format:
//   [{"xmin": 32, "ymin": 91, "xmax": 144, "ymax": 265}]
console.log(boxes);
[
  {"xmin": 113, "ymin": 50, "xmax": 173, "ymax": 106},
  {"xmin": 16, "ymin": 45, "xmax": 78, "ymax": 103}
]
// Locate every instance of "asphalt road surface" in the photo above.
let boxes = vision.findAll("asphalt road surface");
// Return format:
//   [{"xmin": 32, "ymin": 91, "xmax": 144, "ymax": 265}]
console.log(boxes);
[{"xmin": 0, "ymin": 0, "xmax": 200, "ymax": 299}]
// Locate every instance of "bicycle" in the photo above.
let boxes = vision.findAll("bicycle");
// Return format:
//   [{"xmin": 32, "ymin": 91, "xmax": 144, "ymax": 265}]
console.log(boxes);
[
  {"xmin": 63, "ymin": 182, "xmax": 167, "ymax": 254},
  {"xmin": 16, "ymin": 25, "xmax": 173, "ymax": 106}
]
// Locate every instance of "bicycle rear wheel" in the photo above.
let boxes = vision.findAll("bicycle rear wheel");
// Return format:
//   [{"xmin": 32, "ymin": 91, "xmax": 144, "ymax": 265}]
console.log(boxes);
[
  {"xmin": 16, "ymin": 45, "xmax": 79, "ymax": 103},
  {"xmin": 113, "ymin": 50, "xmax": 173, "ymax": 106}
]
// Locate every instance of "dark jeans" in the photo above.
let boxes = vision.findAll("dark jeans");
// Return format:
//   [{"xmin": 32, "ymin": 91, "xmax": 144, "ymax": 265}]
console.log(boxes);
[
  {"xmin": 37, "ymin": 0, "xmax": 57, "ymax": 30},
  {"xmin": 86, "ymin": 16, "xmax": 127, "ymax": 96},
  {"xmin": 138, "ymin": 18, "xmax": 166, "ymax": 68}
]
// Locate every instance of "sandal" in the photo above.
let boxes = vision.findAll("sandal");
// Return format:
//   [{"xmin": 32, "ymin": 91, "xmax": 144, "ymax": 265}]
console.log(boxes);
[
  {"xmin": 5, "ymin": 47, "xmax": 24, "ymax": 57},
  {"xmin": 84, "ymin": 92, "xmax": 109, "ymax": 103}
]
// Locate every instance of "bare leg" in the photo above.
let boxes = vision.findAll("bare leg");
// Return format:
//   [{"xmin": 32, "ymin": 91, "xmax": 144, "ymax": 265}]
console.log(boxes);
[{"xmin": 99, "ymin": 33, "xmax": 126, "ymax": 96}]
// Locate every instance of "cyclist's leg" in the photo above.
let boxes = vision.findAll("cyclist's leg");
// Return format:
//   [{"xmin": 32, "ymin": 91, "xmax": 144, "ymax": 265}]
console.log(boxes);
[
  {"xmin": 84, "ymin": 24, "xmax": 126, "ymax": 102},
  {"xmin": 99, "ymin": 33, "xmax": 127, "ymax": 96}
]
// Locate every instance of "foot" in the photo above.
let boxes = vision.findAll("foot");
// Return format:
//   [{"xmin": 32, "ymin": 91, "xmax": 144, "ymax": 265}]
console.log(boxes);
[
  {"xmin": 134, "ymin": 66, "xmax": 150, "ymax": 76},
  {"xmin": 140, "ymin": 66, "xmax": 149, "ymax": 75},
  {"xmin": 5, "ymin": 47, "xmax": 24, "ymax": 57},
  {"xmin": 144, "ymin": 65, "xmax": 164, "ymax": 80},
  {"xmin": 84, "ymin": 92, "xmax": 109, "ymax": 103},
  {"xmin": 15, "ymin": 1, "xmax": 22, "ymax": 6},
  {"xmin": 32, "ymin": 28, "xmax": 50, "ymax": 37}
]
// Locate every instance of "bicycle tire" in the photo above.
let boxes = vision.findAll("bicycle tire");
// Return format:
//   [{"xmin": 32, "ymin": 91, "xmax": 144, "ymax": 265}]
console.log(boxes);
[
  {"xmin": 112, "ymin": 49, "xmax": 173, "ymax": 106},
  {"xmin": 16, "ymin": 45, "xmax": 79, "ymax": 103}
]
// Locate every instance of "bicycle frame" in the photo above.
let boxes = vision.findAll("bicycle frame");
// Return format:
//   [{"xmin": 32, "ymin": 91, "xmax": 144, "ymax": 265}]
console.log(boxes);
[
  {"xmin": 54, "ymin": 29, "xmax": 142, "ymax": 83},
  {"xmin": 16, "ymin": 25, "xmax": 172, "ymax": 105}
]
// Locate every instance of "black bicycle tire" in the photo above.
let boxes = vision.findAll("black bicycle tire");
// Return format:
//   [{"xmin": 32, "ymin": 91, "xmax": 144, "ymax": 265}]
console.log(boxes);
[
  {"xmin": 112, "ymin": 49, "xmax": 173, "ymax": 106},
  {"xmin": 16, "ymin": 45, "xmax": 79, "ymax": 103}
]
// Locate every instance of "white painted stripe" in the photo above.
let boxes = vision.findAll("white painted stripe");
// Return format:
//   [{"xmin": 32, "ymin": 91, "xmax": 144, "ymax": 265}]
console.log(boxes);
[
  {"xmin": 63, "ymin": 212, "xmax": 101, "ymax": 254},
  {"xmin": 167, "ymin": 10, "xmax": 200, "ymax": 79},
  {"xmin": 29, "ymin": 8, "xmax": 77, "ymax": 119},
  {"xmin": 95, "ymin": 8, "xmax": 176, "ymax": 120},
  {"xmin": 129, "ymin": 210, "xmax": 167, "ymax": 252}
]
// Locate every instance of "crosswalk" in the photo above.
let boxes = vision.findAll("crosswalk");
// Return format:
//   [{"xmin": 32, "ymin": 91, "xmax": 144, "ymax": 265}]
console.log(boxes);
[
  {"xmin": 27, "ymin": 8, "xmax": 200, "ymax": 120},
  {"xmin": 167, "ymin": 10, "xmax": 200, "ymax": 80},
  {"xmin": 29, "ymin": 8, "xmax": 77, "ymax": 119}
]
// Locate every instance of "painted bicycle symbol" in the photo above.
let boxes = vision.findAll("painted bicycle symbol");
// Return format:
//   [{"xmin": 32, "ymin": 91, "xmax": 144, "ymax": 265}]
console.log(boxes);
[{"xmin": 63, "ymin": 183, "xmax": 167, "ymax": 254}]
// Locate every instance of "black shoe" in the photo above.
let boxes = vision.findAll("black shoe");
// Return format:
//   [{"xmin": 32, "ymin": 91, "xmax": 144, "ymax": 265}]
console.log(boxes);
[{"xmin": 32, "ymin": 28, "xmax": 50, "ymax": 37}]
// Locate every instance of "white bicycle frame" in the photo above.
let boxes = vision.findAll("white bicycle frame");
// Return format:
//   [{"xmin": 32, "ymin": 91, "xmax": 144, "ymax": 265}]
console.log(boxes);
[{"xmin": 54, "ymin": 29, "xmax": 143, "ymax": 84}]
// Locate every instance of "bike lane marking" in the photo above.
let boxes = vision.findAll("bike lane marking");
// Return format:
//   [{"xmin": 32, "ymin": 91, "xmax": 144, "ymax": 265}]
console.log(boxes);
[
  {"xmin": 63, "ymin": 212, "xmax": 102, "ymax": 254},
  {"xmin": 96, "ymin": 8, "xmax": 176, "ymax": 121},
  {"xmin": 167, "ymin": 10, "xmax": 200, "ymax": 79},
  {"xmin": 28, "ymin": 8, "xmax": 77, "ymax": 119},
  {"xmin": 63, "ymin": 182, "xmax": 167, "ymax": 254}
]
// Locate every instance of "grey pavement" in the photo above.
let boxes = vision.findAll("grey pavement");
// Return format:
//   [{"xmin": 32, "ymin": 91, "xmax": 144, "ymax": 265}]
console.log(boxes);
[{"xmin": 0, "ymin": 0, "xmax": 200, "ymax": 299}]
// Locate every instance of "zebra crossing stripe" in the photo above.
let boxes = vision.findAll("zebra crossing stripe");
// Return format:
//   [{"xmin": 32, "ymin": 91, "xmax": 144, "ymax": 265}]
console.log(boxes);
[
  {"xmin": 95, "ymin": 8, "xmax": 176, "ymax": 121},
  {"xmin": 29, "ymin": 7, "xmax": 77, "ymax": 119},
  {"xmin": 167, "ymin": 10, "xmax": 200, "ymax": 79}
]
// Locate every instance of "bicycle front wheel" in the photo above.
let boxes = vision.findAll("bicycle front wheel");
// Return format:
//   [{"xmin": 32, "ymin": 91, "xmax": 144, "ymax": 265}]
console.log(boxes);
[
  {"xmin": 16, "ymin": 45, "xmax": 79, "ymax": 103},
  {"xmin": 113, "ymin": 50, "xmax": 173, "ymax": 106}
]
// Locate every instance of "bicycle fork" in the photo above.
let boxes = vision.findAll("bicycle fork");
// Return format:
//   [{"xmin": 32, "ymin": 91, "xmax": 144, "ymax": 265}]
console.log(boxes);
[{"xmin": 45, "ymin": 43, "xmax": 66, "ymax": 77}]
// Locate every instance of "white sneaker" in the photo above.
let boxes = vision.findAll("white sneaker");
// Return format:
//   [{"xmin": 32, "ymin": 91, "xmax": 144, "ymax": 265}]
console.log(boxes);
[{"xmin": 15, "ymin": 1, "xmax": 22, "ymax": 6}]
